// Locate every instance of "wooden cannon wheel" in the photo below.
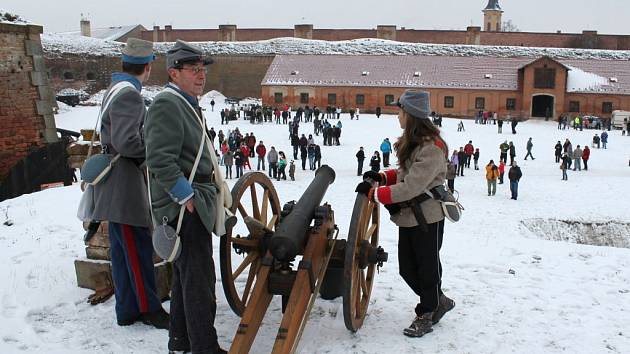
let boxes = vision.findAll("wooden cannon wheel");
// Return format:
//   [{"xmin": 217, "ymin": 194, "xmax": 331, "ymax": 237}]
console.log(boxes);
[
  {"xmin": 220, "ymin": 172, "xmax": 281, "ymax": 316},
  {"xmin": 343, "ymin": 192, "xmax": 380, "ymax": 332}
]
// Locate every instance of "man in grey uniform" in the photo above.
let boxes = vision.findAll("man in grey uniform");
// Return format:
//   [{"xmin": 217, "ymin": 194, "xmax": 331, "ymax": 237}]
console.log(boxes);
[{"xmin": 91, "ymin": 38, "xmax": 168, "ymax": 329}]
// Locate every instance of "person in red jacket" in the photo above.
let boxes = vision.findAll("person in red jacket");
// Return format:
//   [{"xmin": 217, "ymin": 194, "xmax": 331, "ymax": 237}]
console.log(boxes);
[
  {"xmin": 256, "ymin": 141, "xmax": 267, "ymax": 171},
  {"xmin": 498, "ymin": 160, "xmax": 506, "ymax": 184},
  {"xmin": 582, "ymin": 145, "xmax": 590, "ymax": 171},
  {"xmin": 463, "ymin": 140, "xmax": 474, "ymax": 168},
  {"xmin": 240, "ymin": 143, "xmax": 251, "ymax": 170}
]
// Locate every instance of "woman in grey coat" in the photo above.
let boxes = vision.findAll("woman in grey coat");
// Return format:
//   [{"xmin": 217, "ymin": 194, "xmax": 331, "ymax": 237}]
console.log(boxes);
[{"xmin": 355, "ymin": 90, "xmax": 455, "ymax": 338}]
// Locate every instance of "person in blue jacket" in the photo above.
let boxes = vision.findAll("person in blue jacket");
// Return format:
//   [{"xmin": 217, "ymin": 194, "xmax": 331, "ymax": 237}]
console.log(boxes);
[{"xmin": 380, "ymin": 138, "xmax": 393, "ymax": 167}]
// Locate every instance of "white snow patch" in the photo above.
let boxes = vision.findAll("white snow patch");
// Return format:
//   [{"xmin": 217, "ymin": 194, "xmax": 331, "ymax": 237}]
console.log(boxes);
[
  {"xmin": 8, "ymin": 98, "xmax": 630, "ymax": 353},
  {"xmin": 41, "ymin": 34, "xmax": 630, "ymax": 61},
  {"xmin": 566, "ymin": 65, "xmax": 611, "ymax": 92}
]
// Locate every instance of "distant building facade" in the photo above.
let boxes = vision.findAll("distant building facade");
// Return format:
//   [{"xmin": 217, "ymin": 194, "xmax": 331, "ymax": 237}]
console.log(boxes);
[{"xmin": 261, "ymin": 55, "xmax": 630, "ymax": 120}]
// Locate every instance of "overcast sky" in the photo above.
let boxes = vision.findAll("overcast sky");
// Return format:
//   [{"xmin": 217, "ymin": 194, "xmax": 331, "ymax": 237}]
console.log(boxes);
[{"xmin": 4, "ymin": 0, "xmax": 630, "ymax": 35}]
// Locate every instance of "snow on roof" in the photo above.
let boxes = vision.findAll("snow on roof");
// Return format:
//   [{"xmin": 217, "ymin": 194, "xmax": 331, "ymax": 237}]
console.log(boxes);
[
  {"xmin": 566, "ymin": 65, "xmax": 610, "ymax": 92},
  {"xmin": 0, "ymin": 10, "xmax": 31, "ymax": 25},
  {"xmin": 55, "ymin": 25, "xmax": 142, "ymax": 42},
  {"xmin": 262, "ymin": 54, "xmax": 630, "ymax": 94},
  {"xmin": 41, "ymin": 34, "xmax": 630, "ymax": 61}
]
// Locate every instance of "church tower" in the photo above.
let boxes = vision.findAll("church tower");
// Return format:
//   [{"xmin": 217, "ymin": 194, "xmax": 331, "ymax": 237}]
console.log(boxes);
[{"xmin": 483, "ymin": 0, "xmax": 503, "ymax": 32}]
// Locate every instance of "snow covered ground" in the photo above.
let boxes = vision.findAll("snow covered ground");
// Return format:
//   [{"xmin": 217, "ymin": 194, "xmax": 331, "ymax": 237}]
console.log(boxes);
[{"xmin": 1, "ymin": 96, "xmax": 630, "ymax": 353}]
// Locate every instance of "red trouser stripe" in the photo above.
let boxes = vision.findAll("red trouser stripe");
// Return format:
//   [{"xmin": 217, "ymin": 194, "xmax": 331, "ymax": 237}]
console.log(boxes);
[{"xmin": 122, "ymin": 224, "xmax": 148, "ymax": 313}]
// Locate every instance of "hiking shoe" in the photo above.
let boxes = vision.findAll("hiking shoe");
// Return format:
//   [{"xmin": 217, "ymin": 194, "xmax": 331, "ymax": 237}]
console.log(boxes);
[
  {"xmin": 117, "ymin": 315, "xmax": 140, "ymax": 326},
  {"xmin": 403, "ymin": 312, "xmax": 434, "ymax": 338},
  {"xmin": 140, "ymin": 308, "xmax": 170, "ymax": 329},
  {"xmin": 432, "ymin": 294, "xmax": 456, "ymax": 324}
]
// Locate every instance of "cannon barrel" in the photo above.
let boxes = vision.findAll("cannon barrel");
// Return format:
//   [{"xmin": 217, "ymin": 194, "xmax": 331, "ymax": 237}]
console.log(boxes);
[{"xmin": 269, "ymin": 165, "xmax": 336, "ymax": 261}]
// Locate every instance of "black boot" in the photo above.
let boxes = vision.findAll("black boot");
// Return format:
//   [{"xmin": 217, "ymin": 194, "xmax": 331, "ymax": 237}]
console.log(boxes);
[
  {"xmin": 403, "ymin": 312, "xmax": 434, "ymax": 337},
  {"xmin": 432, "ymin": 294, "xmax": 456, "ymax": 324},
  {"xmin": 140, "ymin": 308, "xmax": 169, "ymax": 329}
]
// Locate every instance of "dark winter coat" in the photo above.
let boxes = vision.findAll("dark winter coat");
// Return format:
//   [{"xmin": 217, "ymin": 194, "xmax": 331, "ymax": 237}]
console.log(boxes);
[
  {"xmin": 356, "ymin": 150, "xmax": 365, "ymax": 161},
  {"xmin": 509, "ymin": 144, "xmax": 516, "ymax": 157},
  {"xmin": 554, "ymin": 143, "xmax": 562, "ymax": 156},
  {"xmin": 508, "ymin": 166, "xmax": 522, "ymax": 182}
]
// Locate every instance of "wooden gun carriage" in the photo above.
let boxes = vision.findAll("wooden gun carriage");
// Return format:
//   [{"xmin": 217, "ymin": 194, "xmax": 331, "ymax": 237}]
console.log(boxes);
[{"xmin": 220, "ymin": 165, "xmax": 388, "ymax": 354}]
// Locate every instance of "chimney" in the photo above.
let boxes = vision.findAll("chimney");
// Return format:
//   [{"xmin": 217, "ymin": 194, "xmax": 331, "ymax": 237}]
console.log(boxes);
[
  {"xmin": 153, "ymin": 25, "xmax": 160, "ymax": 42},
  {"xmin": 377, "ymin": 25, "xmax": 397, "ymax": 41},
  {"xmin": 219, "ymin": 24, "xmax": 237, "ymax": 41},
  {"xmin": 163, "ymin": 25, "xmax": 172, "ymax": 42},
  {"xmin": 294, "ymin": 24, "xmax": 313, "ymax": 39},
  {"xmin": 80, "ymin": 19, "xmax": 91, "ymax": 37}
]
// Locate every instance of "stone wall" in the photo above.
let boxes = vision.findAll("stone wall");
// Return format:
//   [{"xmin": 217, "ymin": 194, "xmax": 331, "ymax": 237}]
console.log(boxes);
[
  {"xmin": 141, "ymin": 26, "xmax": 630, "ymax": 50},
  {"xmin": 0, "ymin": 23, "xmax": 57, "ymax": 179},
  {"xmin": 45, "ymin": 54, "xmax": 275, "ymax": 99}
]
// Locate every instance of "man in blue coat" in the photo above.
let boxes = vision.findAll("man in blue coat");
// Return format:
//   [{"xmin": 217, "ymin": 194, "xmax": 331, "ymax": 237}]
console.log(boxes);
[
  {"xmin": 380, "ymin": 138, "xmax": 392, "ymax": 167},
  {"xmin": 91, "ymin": 38, "xmax": 168, "ymax": 328}
]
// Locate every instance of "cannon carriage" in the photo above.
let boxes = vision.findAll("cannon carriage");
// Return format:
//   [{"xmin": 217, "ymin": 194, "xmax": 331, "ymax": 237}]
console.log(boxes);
[{"xmin": 220, "ymin": 165, "xmax": 388, "ymax": 354}]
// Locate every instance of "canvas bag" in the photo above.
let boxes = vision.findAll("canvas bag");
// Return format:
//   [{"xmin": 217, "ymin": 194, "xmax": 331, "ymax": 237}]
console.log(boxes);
[
  {"xmin": 80, "ymin": 81, "xmax": 134, "ymax": 185},
  {"xmin": 427, "ymin": 185, "xmax": 464, "ymax": 223}
]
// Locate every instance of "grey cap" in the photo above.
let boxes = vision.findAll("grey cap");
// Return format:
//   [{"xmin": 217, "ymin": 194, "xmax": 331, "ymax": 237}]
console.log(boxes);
[
  {"xmin": 121, "ymin": 38, "xmax": 155, "ymax": 64},
  {"xmin": 396, "ymin": 90, "xmax": 431, "ymax": 119},
  {"xmin": 166, "ymin": 39, "xmax": 213, "ymax": 69}
]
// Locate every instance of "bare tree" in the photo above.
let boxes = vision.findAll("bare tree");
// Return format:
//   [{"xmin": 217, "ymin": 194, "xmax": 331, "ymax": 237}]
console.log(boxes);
[{"xmin": 502, "ymin": 19, "xmax": 520, "ymax": 32}]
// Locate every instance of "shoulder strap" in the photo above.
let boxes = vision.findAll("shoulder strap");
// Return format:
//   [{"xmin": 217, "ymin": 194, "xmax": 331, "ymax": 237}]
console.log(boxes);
[{"xmin": 87, "ymin": 81, "xmax": 135, "ymax": 158}]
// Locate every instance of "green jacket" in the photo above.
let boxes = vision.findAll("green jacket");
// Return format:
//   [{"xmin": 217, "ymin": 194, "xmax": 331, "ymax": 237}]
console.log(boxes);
[{"xmin": 144, "ymin": 89, "xmax": 217, "ymax": 234}]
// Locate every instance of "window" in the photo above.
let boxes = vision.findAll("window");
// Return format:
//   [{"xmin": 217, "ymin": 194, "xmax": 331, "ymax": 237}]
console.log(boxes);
[
  {"xmin": 506, "ymin": 98, "xmax": 516, "ymax": 111},
  {"xmin": 300, "ymin": 93, "xmax": 309, "ymax": 104},
  {"xmin": 534, "ymin": 67, "xmax": 556, "ymax": 89},
  {"xmin": 475, "ymin": 97, "xmax": 485, "ymax": 110},
  {"xmin": 569, "ymin": 101, "xmax": 580, "ymax": 112},
  {"xmin": 356, "ymin": 94, "xmax": 365, "ymax": 105},
  {"xmin": 602, "ymin": 102, "xmax": 613, "ymax": 114},
  {"xmin": 327, "ymin": 93, "xmax": 337, "ymax": 105},
  {"xmin": 385, "ymin": 95, "xmax": 396, "ymax": 106},
  {"xmin": 86, "ymin": 72, "xmax": 96, "ymax": 81},
  {"xmin": 63, "ymin": 72, "xmax": 74, "ymax": 81},
  {"xmin": 444, "ymin": 96, "xmax": 454, "ymax": 108},
  {"xmin": 274, "ymin": 92, "xmax": 283, "ymax": 104}
]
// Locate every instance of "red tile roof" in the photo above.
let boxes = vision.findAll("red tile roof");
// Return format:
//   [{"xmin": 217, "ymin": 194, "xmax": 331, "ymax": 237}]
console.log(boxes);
[{"xmin": 261, "ymin": 55, "xmax": 630, "ymax": 95}]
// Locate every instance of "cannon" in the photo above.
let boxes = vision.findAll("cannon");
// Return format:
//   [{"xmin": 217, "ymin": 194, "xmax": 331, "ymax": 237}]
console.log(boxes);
[{"xmin": 220, "ymin": 166, "xmax": 388, "ymax": 354}]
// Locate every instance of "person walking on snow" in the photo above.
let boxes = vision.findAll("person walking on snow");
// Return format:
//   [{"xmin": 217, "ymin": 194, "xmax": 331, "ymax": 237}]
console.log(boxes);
[
  {"xmin": 473, "ymin": 148, "xmax": 480, "ymax": 170},
  {"xmin": 508, "ymin": 162, "xmax": 522, "ymax": 200},
  {"xmin": 380, "ymin": 138, "xmax": 392, "ymax": 167},
  {"xmin": 498, "ymin": 160, "xmax": 506, "ymax": 184},
  {"xmin": 486, "ymin": 160, "xmax": 499, "ymax": 196},
  {"xmin": 561, "ymin": 153, "xmax": 569, "ymax": 180},
  {"xmin": 582, "ymin": 146, "xmax": 590, "ymax": 171},
  {"xmin": 256, "ymin": 141, "xmax": 266, "ymax": 171},
  {"xmin": 554, "ymin": 141, "xmax": 562, "ymax": 163},
  {"xmin": 524, "ymin": 137, "xmax": 535, "ymax": 160},
  {"xmin": 356, "ymin": 147, "xmax": 365, "ymax": 176},
  {"xmin": 464, "ymin": 141, "xmax": 474, "ymax": 168},
  {"xmin": 573, "ymin": 145, "xmax": 583, "ymax": 171},
  {"xmin": 508, "ymin": 141, "xmax": 516, "ymax": 166},
  {"xmin": 601, "ymin": 131, "xmax": 608, "ymax": 149}
]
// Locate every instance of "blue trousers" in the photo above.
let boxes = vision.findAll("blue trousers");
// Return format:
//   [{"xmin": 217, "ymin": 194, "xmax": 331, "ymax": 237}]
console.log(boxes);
[
  {"xmin": 510, "ymin": 181, "xmax": 519, "ymax": 199},
  {"xmin": 108, "ymin": 222, "xmax": 161, "ymax": 322}
]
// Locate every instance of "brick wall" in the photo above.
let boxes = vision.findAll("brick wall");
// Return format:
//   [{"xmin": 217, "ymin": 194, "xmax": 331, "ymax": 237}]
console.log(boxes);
[
  {"xmin": 0, "ymin": 23, "xmax": 57, "ymax": 179},
  {"xmin": 140, "ymin": 26, "xmax": 630, "ymax": 50}
]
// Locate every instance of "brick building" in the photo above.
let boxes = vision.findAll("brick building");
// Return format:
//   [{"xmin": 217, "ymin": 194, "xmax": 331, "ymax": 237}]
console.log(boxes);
[
  {"xmin": 261, "ymin": 55, "xmax": 630, "ymax": 120},
  {"xmin": 0, "ymin": 22, "xmax": 57, "ymax": 179}
]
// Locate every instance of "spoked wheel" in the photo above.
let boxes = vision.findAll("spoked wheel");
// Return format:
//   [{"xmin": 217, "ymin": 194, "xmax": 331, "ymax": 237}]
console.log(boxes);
[
  {"xmin": 343, "ymin": 192, "xmax": 381, "ymax": 332},
  {"xmin": 220, "ymin": 172, "xmax": 281, "ymax": 316}
]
